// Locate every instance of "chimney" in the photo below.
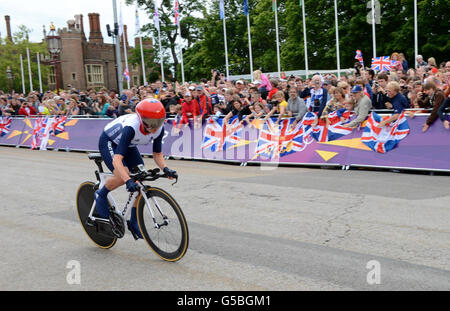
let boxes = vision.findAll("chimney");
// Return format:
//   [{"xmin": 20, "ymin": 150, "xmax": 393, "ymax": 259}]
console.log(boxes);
[
  {"xmin": 4, "ymin": 15, "xmax": 12, "ymax": 42},
  {"xmin": 88, "ymin": 13, "xmax": 103, "ymax": 44}
]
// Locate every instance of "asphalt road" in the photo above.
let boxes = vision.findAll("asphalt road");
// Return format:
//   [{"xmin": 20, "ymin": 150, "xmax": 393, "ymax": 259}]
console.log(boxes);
[{"xmin": 0, "ymin": 146, "xmax": 449, "ymax": 291}]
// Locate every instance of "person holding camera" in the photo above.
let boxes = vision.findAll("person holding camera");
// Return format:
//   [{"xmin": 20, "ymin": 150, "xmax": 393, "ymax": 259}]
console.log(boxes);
[
  {"xmin": 263, "ymin": 91, "xmax": 288, "ymax": 124},
  {"xmin": 18, "ymin": 100, "xmax": 36, "ymax": 117},
  {"xmin": 371, "ymin": 73, "xmax": 389, "ymax": 110}
]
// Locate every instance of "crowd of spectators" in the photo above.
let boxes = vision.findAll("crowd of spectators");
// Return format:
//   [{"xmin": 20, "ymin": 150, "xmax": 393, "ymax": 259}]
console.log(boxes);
[{"xmin": 1, "ymin": 54, "xmax": 449, "ymax": 131}]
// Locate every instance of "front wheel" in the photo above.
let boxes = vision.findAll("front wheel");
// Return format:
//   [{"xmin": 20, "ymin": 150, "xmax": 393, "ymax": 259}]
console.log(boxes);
[{"xmin": 136, "ymin": 187, "xmax": 189, "ymax": 262}]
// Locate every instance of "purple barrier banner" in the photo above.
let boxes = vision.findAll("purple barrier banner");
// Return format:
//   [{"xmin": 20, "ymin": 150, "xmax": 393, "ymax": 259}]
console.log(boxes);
[{"xmin": 1, "ymin": 115, "xmax": 449, "ymax": 171}]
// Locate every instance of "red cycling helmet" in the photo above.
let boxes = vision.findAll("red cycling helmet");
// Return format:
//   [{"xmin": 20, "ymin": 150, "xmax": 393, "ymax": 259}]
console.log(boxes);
[{"xmin": 135, "ymin": 98, "xmax": 166, "ymax": 133}]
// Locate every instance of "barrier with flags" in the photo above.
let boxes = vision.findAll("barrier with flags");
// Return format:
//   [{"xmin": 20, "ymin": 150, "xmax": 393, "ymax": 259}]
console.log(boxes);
[{"xmin": 0, "ymin": 114, "xmax": 449, "ymax": 172}]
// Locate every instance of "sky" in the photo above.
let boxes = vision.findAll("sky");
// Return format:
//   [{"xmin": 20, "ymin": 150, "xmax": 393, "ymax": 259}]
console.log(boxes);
[{"xmin": 0, "ymin": 0, "xmax": 153, "ymax": 47}]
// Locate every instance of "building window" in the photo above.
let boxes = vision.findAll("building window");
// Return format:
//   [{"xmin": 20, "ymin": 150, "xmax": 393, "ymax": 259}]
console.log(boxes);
[
  {"xmin": 85, "ymin": 64, "xmax": 104, "ymax": 84},
  {"xmin": 48, "ymin": 66, "xmax": 56, "ymax": 84},
  {"xmin": 72, "ymin": 73, "xmax": 77, "ymax": 81},
  {"xmin": 133, "ymin": 75, "xmax": 138, "ymax": 86}
]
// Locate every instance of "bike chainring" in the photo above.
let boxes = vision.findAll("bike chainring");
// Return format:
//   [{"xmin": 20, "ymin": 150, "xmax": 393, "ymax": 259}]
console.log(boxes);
[{"xmin": 109, "ymin": 211, "xmax": 125, "ymax": 238}]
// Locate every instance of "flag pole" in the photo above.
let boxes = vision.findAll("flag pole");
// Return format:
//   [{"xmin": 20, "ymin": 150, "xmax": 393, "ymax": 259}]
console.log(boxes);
[
  {"xmin": 120, "ymin": 3, "xmax": 130, "ymax": 89},
  {"xmin": 371, "ymin": 0, "xmax": 376, "ymax": 59},
  {"xmin": 274, "ymin": 0, "xmax": 281, "ymax": 78},
  {"xmin": 174, "ymin": 0, "xmax": 185, "ymax": 84},
  {"xmin": 155, "ymin": 0, "xmax": 165, "ymax": 82},
  {"xmin": 414, "ymin": 0, "xmax": 418, "ymax": 68},
  {"xmin": 301, "ymin": 0, "xmax": 309, "ymax": 79},
  {"xmin": 244, "ymin": 0, "xmax": 253, "ymax": 81},
  {"xmin": 220, "ymin": 0, "xmax": 229, "ymax": 80},
  {"xmin": 334, "ymin": 0, "xmax": 341, "ymax": 78},
  {"xmin": 26, "ymin": 48, "xmax": 33, "ymax": 92},
  {"xmin": 178, "ymin": 23, "xmax": 185, "ymax": 84},
  {"xmin": 136, "ymin": 3, "xmax": 147, "ymax": 86},
  {"xmin": 37, "ymin": 52, "xmax": 43, "ymax": 93},
  {"xmin": 112, "ymin": 0, "xmax": 123, "ymax": 94},
  {"xmin": 20, "ymin": 54, "xmax": 26, "ymax": 94}
]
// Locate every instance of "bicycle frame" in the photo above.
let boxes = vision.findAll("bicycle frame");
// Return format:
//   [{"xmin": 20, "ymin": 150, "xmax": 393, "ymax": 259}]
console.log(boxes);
[{"xmin": 87, "ymin": 170, "xmax": 164, "ymax": 229}]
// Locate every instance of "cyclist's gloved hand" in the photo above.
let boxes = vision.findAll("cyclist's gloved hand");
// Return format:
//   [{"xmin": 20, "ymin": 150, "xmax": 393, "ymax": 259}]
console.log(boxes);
[
  {"xmin": 163, "ymin": 167, "xmax": 177, "ymax": 179},
  {"xmin": 126, "ymin": 179, "xmax": 140, "ymax": 192}
]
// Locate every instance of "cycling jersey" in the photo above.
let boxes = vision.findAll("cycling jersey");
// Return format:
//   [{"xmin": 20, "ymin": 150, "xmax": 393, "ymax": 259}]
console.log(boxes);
[
  {"xmin": 99, "ymin": 113, "xmax": 165, "ymax": 172},
  {"xmin": 103, "ymin": 113, "xmax": 163, "ymax": 147}
]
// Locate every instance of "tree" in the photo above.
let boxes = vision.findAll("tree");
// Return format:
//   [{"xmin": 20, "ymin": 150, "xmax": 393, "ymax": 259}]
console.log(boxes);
[{"xmin": 0, "ymin": 25, "xmax": 49, "ymax": 93}]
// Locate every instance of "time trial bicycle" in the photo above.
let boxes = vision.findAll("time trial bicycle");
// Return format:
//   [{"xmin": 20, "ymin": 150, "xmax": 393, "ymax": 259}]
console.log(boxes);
[{"xmin": 76, "ymin": 153, "xmax": 189, "ymax": 262}]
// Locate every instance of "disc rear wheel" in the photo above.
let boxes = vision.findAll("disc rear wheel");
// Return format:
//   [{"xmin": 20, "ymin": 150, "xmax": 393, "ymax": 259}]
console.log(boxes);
[{"xmin": 76, "ymin": 181, "xmax": 117, "ymax": 249}]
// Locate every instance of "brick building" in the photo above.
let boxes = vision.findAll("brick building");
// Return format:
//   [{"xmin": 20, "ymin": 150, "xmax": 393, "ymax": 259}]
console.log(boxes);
[{"xmin": 48, "ymin": 13, "xmax": 152, "ymax": 91}]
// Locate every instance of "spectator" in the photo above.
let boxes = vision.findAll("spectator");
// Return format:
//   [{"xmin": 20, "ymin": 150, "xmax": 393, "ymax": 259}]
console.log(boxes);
[
  {"xmin": 181, "ymin": 91, "xmax": 200, "ymax": 128},
  {"xmin": 92, "ymin": 95, "xmax": 110, "ymax": 117},
  {"xmin": 309, "ymin": 74, "xmax": 328, "ymax": 116},
  {"xmin": 421, "ymin": 81, "xmax": 446, "ymax": 132},
  {"xmin": 266, "ymin": 78, "xmax": 280, "ymax": 101},
  {"xmin": 263, "ymin": 91, "xmax": 288, "ymax": 124},
  {"xmin": 371, "ymin": 73, "xmax": 389, "ymax": 109},
  {"xmin": 244, "ymin": 102, "xmax": 265, "ymax": 126},
  {"xmin": 377, "ymin": 81, "xmax": 409, "ymax": 127},
  {"xmin": 253, "ymin": 70, "xmax": 272, "ymax": 99},
  {"xmin": 321, "ymin": 87, "xmax": 346, "ymax": 118},
  {"xmin": 223, "ymin": 99, "xmax": 252, "ymax": 124},
  {"xmin": 287, "ymin": 87, "xmax": 307, "ymax": 126},
  {"xmin": 416, "ymin": 55, "xmax": 428, "ymax": 68},
  {"xmin": 65, "ymin": 98, "xmax": 80, "ymax": 116},
  {"xmin": 18, "ymin": 101, "xmax": 36, "ymax": 117},
  {"xmin": 399, "ymin": 53, "xmax": 408, "ymax": 72},
  {"xmin": 194, "ymin": 85, "xmax": 213, "ymax": 122},
  {"xmin": 342, "ymin": 85, "xmax": 371, "ymax": 128}
]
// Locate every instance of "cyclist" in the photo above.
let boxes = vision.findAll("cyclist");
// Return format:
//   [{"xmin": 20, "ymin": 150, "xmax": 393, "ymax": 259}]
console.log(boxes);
[{"xmin": 95, "ymin": 98, "xmax": 177, "ymax": 239}]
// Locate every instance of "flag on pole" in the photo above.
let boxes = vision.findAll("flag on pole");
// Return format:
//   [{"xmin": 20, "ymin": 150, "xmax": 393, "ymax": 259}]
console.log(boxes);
[
  {"xmin": 154, "ymin": 1, "xmax": 160, "ymax": 31},
  {"xmin": 219, "ymin": 0, "xmax": 225, "ymax": 20},
  {"xmin": 243, "ymin": 0, "xmax": 249, "ymax": 16},
  {"xmin": 272, "ymin": 0, "xmax": 277, "ymax": 11},
  {"xmin": 174, "ymin": 0, "xmax": 180, "ymax": 26},
  {"xmin": 119, "ymin": 3, "xmax": 124, "ymax": 36},
  {"xmin": 123, "ymin": 67, "xmax": 130, "ymax": 82},
  {"xmin": 355, "ymin": 50, "xmax": 364, "ymax": 66},
  {"xmin": 135, "ymin": 4, "xmax": 141, "ymax": 35}
]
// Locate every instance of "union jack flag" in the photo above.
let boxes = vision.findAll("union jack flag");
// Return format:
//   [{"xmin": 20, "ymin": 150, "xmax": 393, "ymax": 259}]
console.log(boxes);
[
  {"xmin": 174, "ymin": 0, "xmax": 180, "ymax": 27},
  {"xmin": 371, "ymin": 56, "xmax": 392, "ymax": 72},
  {"xmin": 255, "ymin": 118, "xmax": 313, "ymax": 160},
  {"xmin": 391, "ymin": 59, "xmax": 402, "ymax": 70},
  {"xmin": 361, "ymin": 111, "xmax": 410, "ymax": 154},
  {"xmin": 31, "ymin": 117, "xmax": 49, "ymax": 150},
  {"xmin": 49, "ymin": 115, "xmax": 67, "ymax": 136},
  {"xmin": 0, "ymin": 116, "xmax": 12, "ymax": 137},
  {"xmin": 123, "ymin": 67, "xmax": 130, "ymax": 82},
  {"xmin": 202, "ymin": 116, "xmax": 244, "ymax": 152},
  {"xmin": 304, "ymin": 111, "xmax": 353, "ymax": 143},
  {"xmin": 355, "ymin": 50, "xmax": 364, "ymax": 66}
]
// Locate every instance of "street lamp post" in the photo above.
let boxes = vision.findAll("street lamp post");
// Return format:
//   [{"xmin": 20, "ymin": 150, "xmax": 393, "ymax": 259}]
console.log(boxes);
[
  {"xmin": 6, "ymin": 66, "xmax": 13, "ymax": 92},
  {"xmin": 46, "ymin": 22, "xmax": 62, "ymax": 93}
]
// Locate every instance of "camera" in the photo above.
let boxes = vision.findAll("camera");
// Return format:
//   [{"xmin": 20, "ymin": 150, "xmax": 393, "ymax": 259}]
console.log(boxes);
[
  {"xmin": 268, "ymin": 100, "xmax": 279, "ymax": 106},
  {"xmin": 313, "ymin": 99, "xmax": 320, "ymax": 107}
]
